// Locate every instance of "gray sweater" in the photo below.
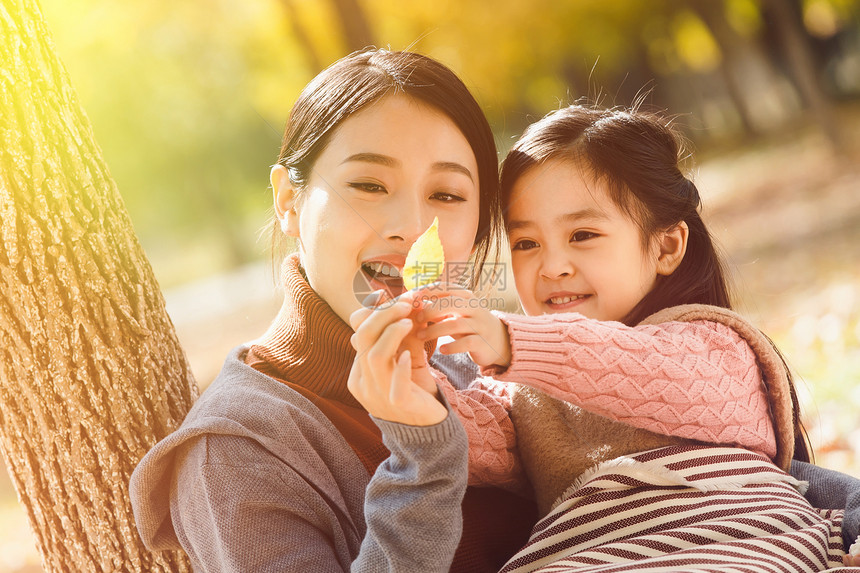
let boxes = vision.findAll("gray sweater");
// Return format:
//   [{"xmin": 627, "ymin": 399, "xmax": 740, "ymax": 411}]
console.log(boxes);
[{"xmin": 130, "ymin": 346, "xmax": 469, "ymax": 572}]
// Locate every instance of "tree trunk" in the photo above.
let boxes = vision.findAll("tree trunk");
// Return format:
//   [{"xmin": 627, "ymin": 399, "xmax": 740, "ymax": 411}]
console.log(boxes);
[
  {"xmin": 280, "ymin": 0, "xmax": 324, "ymax": 74},
  {"xmin": 760, "ymin": 0, "xmax": 843, "ymax": 149},
  {"xmin": 0, "ymin": 0, "xmax": 196, "ymax": 571},
  {"xmin": 330, "ymin": 0, "xmax": 374, "ymax": 53},
  {"xmin": 688, "ymin": 0, "xmax": 759, "ymax": 135}
]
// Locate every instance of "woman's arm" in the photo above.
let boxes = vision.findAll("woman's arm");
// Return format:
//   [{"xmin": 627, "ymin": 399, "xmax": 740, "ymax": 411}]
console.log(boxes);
[
  {"xmin": 169, "ymin": 422, "xmax": 467, "ymax": 573},
  {"xmin": 790, "ymin": 459, "xmax": 860, "ymax": 554},
  {"xmin": 351, "ymin": 408, "xmax": 468, "ymax": 573},
  {"xmin": 358, "ymin": 410, "xmax": 468, "ymax": 572}
]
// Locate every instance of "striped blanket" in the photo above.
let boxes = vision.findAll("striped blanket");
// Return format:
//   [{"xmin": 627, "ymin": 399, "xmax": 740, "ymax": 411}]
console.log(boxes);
[{"xmin": 501, "ymin": 446, "xmax": 848, "ymax": 572}]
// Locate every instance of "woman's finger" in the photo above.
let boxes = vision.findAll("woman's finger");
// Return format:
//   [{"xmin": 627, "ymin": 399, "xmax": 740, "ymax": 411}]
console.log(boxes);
[
  {"xmin": 346, "ymin": 355, "xmax": 365, "ymax": 402},
  {"xmin": 349, "ymin": 306, "xmax": 374, "ymax": 331},
  {"xmin": 351, "ymin": 300, "xmax": 413, "ymax": 353},
  {"xmin": 364, "ymin": 317, "xmax": 413, "ymax": 370}
]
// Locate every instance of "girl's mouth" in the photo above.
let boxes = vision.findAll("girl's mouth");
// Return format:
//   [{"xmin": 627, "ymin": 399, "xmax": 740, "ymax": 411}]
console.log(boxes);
[
  {"xmin": 545, "ymin": 294, "xmax": 590, "ymax": 311},
  {"xmin": 361, "ymin": 261, "xmax": 406, "ymax": 298}
]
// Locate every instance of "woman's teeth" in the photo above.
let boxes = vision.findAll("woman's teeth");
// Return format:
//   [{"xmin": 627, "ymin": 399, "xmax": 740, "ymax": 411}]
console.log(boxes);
[
  {"xmin": 364, "ymin": 261, "xmax": 402, "ymax": 278},
  {"xmin": 549, "ymin": 295, "xmax": 586, "ymax": 304}
]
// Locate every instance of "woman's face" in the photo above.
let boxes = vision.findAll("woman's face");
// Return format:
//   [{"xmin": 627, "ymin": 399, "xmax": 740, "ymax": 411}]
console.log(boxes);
[{"xmin": 274, "ymin": 94, "xmax": 481, "ymax": 325}]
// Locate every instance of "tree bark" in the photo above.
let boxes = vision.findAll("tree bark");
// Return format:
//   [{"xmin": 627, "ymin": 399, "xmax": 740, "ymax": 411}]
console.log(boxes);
[{"xmin": 0, "ymin": 0, "xmax": 196, "ymax": 571}]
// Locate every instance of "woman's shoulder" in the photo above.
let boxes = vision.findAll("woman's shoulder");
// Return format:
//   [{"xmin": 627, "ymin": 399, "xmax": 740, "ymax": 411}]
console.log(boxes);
[
  {"xmin": 132, "ymin": 345, "xmax": 358, "ymax": 494},
  {"xmin": 173, "ymin": 345, "xmax": 347, "ymax": 448},
  {"xmin": 130, "ymin": 345, "xmax": 368, "ymax": 551}
]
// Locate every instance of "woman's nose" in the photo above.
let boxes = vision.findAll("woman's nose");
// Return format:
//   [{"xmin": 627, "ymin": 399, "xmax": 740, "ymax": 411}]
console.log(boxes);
[{"xmin": 384, "ymin": 195, "xmax": 430, "ymax": 245}]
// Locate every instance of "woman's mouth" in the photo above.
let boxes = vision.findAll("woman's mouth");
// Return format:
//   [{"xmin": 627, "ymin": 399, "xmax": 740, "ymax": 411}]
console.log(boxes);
[{"xmin": 361, "ymin": 261, "xmax": 406, "ymax": 297}]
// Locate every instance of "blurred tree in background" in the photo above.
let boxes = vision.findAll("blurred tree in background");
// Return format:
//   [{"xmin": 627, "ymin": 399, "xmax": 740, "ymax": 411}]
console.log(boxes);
[{"xmin": 36, "ymin": 0, "xmax": 860, "ymax": 287}]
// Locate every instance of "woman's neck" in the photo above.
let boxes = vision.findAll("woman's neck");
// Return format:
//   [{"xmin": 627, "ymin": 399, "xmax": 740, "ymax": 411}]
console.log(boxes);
[{"xmin": 250, "ymin": 254, "xmax": 358, "ymax": 404}]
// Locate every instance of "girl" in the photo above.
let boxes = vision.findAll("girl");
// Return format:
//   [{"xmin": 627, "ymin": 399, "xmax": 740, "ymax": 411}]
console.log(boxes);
[
  {"xmin": 349, "ymin": 104, "xmax": 855, "ymax": 570},
  {"xmin": 129, "ymin": 49, "xmax": 537, "ymax": 572}
]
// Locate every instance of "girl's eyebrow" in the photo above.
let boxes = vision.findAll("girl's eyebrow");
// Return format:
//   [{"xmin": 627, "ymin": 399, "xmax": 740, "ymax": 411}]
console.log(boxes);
[
  {"xmin": 507, "ymin": 208, "xmax": 608, "ymax": 233},
  {"xmin": 341, "ymin": 153, "xmax": 474, "ymax": 181},
  {"xmin": 560, "ymin": 208, "xmax": 608, "ymax": 224}
]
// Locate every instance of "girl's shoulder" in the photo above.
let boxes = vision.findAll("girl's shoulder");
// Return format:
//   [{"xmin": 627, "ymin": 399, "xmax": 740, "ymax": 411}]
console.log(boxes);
[{"xmin": 641, "ymin": 304, "xmax": 795, "ymax": 470}]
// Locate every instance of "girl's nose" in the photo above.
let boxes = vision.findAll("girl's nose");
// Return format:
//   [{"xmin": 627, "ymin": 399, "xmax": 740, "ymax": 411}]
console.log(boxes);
[{"xmin": 539, "ymin": 248, "xmax": 575, "ymax": 279}]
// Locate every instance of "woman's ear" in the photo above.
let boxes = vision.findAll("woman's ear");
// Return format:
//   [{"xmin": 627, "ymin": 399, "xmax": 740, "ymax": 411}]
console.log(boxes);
[
  {"xmin": 655, "ymin": 221, "xmax": 689, "ymax": 276},
  {"xmin": 271, "ymin": 165, "xmax": 300, "ymax": 237}
]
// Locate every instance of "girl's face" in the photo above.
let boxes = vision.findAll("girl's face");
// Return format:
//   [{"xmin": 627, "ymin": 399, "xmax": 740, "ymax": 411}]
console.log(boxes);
[
  {"xmin": 506, "ymin": 159, "xmax": 670, "ymax": 322},
  {"xmin": 274, "ymin": 94, "xmax": 481, "ymax": 325}
]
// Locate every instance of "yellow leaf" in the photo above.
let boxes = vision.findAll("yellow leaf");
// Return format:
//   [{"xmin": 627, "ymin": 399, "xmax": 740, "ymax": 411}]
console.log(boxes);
[{"xmin": 403, "ymin": 217, "xmax": 445, "ymax": 290}]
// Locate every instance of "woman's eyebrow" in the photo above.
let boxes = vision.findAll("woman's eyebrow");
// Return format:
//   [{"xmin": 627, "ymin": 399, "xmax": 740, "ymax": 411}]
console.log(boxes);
[
  {"xmin": 341, "ymin": 152, "xmax": 399, "ymax": 167},
  {"xmin": 432, "ymin": 161, "xmax": 474, "ymax": 182},
  {"xmin": 341, "ymin": 154, "xmax": 473, "ymax": 181}
]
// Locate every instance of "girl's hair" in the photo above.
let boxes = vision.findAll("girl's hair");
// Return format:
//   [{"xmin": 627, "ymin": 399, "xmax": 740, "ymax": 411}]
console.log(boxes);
[
  {"xmin": 499, "ymin": 103, "xmax": 811, "ymax": 462},
  {"xmin": 271, "ymin": 48, "xmax": 502, "ymax": 288},
  {"xmin": 500, "ymin": 104, "xmax": 730, "ymax": 325}
]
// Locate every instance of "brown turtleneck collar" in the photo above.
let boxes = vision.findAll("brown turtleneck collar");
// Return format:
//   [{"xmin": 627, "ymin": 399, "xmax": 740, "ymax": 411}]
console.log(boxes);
[{"xmin": 248, "ymin": 254, "xmax": 360, "ymax": 407}]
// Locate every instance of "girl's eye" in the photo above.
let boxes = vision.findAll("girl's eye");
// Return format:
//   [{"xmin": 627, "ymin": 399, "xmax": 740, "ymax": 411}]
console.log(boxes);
[
  {"xmin": 431, "ymin": 191, "xmax": 466, "ymax": 203},
  {"xmin": 571, "ymin": 230, "xmax": 598, "ymax": 242},
  {"xmin": 511, "ymin": 239, "xmax": 538, "ymax": 251},
  {"xmin": 348, "ymin": 182, "xmax": 387, "ymax": 194}
]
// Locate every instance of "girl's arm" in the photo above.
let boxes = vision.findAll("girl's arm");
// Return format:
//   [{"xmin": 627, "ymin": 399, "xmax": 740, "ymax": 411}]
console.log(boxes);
[
  {"xmin": 484, "ymin": 312, "xmax": 778, "ymax": 460},
  {"xmin": 430, "ymin": 368, "xmax": 526, "ymax": 490}
]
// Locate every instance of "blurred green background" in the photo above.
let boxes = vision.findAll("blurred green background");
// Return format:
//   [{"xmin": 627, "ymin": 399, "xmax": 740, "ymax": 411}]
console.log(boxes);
[{"xmin": 2, "ymin": 0, "xmax": 860, "ymax": 570}]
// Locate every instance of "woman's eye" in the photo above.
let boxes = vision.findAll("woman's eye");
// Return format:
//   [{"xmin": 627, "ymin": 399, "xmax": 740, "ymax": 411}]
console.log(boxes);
[
  {"xmin": 512, "ymin": 239, "xmax": 538, "ymax": 251},
  {"xmin": 431, "ymin": 191, "xmax": 466, "ymax": 203},
  {"xmin": 571, "ymin": 230, "xmax": 598, "ymax": 242},
  {"xmin": 348, "ymin": 182, "xmax": 387, "ymax": 194}
]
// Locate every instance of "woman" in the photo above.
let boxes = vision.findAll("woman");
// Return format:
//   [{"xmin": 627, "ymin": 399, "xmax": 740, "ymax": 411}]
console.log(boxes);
[{"xmin": 129, "ymin": 49, "xmax": 536, "ymax": 572}]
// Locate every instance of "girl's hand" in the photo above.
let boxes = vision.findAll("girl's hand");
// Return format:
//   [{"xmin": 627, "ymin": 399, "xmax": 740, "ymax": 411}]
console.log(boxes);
[
  {"xmin": 348, "ymin": 296, "xmax": 447, "ymax": 426},
  {"xmin": 414, "ymin": 285, "xmax": 512, "ymax": 369}
]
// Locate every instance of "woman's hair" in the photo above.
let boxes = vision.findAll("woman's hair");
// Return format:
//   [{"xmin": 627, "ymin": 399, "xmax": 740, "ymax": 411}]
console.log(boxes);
[
  {"xmin": 271, "ymin": 48, "xmax": 502, "ymax": 288},
  {"xmin": 499, "ymin": 103, "xmax": 811, "ymax": 462}
]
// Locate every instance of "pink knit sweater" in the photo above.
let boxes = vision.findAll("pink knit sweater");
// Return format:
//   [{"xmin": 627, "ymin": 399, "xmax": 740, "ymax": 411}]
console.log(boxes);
[{"xmin": 435, "ymin": 311, "xmax": 778, "ymax": 488}]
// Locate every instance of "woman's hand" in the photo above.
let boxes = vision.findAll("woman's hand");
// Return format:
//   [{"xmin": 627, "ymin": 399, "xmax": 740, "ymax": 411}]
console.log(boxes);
[
  {"xmin": 348, "ymin": 295, "xmax": 447, "ymax": 426},
  {"xmin": 845, "ymin": 536, "xmax": 860, "ymax": 566},
  {"xmin": 414, "ymin": 285, "xmax": 512, "ymax": 369}
]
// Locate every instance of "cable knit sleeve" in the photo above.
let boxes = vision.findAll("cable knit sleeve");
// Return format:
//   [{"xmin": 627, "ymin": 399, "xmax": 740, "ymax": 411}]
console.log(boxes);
[
  {"xmin": 482, "ymin": 312, "xmax": 777, "ymax": 461},
  {"xmin": 430, "ymin": 368, "xmax": 527, "ymax": 491}
]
